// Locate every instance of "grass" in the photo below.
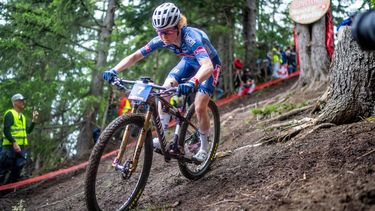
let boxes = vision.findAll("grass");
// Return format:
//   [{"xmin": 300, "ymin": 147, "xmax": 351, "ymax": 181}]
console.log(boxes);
[{"xmin": 250, "ymin": 101, "xmax": 309, "ymax": 116}]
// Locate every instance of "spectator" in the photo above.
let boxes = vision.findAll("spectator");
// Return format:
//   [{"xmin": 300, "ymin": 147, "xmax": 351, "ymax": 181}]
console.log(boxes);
[
  {"xmin": 0, "ymin": 93, "xmax": 38, "ymax": 184},
  {"xmin": 290, "ymin": 46, "xmax": 297, "ymax": 73},
  {"xmin": 265, "ymin": 52, "xmax": 273, "ymax": 78},
  {"xmin": 233, "ymin": 58, "xmax": 245, "ymax": 92},
  {"xmin": 279, "ymin": 47, "xmax": 287, "ymax": 65},
  {"xmin": 351, "ymin": 10, "xmax": 375, "ymax": 51},
  {"xmin": 92, "ymin": 127, "xmax": 101, "ymax": 144},
  {"xmin": 238, "ymin": 69, "xmax": 256, "ymax": 96},
  {"xmin": 271, "ymin": 48, "xmax": 281, "ymax": 78}
]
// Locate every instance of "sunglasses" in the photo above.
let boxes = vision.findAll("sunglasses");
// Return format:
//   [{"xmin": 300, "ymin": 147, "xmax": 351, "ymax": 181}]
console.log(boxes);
[{"xmin": 157, "ymin": 28, "xmax": 177, "ymax": 36}]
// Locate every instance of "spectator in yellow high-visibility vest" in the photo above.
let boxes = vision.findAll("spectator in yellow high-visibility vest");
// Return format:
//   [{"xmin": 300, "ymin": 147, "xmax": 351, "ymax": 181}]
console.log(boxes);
[
  {"xmin": 271, "ymin": 47, "xmax": 282, "ymax": 78},
  {"xmin": 0, "ymin": 93, "xmax": 38, "ymax": 184}
]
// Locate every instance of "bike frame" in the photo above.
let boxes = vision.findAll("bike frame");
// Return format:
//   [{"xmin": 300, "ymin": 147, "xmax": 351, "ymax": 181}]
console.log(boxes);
[{"xmin": 112, "ymin": 77, "xmax": 198, "ymax": 174}]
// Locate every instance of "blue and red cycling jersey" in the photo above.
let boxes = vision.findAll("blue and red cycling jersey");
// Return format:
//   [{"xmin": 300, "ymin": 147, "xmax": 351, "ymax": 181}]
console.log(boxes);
[
  {"xmin": 140, "ymin": 26, "xmax": 221, "ymax": 95},
  {"xmin": 140, "ymin": 26, "xmax": 219, "ymax": 64}
]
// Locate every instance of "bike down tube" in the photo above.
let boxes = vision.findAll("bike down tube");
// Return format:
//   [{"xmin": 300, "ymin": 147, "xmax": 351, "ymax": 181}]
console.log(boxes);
[
  {"xmin": 114, "ymin": 106, "xmax": 138, "ymax": 163},
  {"xmin": 130, "ymin": 109, "xmax": 153, "ymax": 173},
  {"xmin": 151, "ymin": 105, "xmax": 169, "ymax": 156}
]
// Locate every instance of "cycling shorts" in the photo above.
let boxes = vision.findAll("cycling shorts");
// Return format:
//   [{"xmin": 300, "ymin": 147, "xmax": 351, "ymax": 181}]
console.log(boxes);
[{"xmin": 167, "ymin": 56, "xmax": 222, "ymax": 96}]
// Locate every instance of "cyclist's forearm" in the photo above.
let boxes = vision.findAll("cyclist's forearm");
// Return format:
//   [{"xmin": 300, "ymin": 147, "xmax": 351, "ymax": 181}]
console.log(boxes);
[
  {"xmin": 114, "ymin": 50, "xmax": 144, "ymax": 72},
  {"xmin": 194, "ymin": 59, "xmax": 213, "ymax": 82}
]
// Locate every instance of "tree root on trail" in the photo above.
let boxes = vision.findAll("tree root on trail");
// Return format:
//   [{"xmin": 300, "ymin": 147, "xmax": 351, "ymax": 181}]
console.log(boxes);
[
  {"xmin": 297, "ymin": 122, "xmax": 336, "ymax": 140},
  {"xmin": 258, "ymin": 118, "xmax": 315, "ymax": 143},
  {"xmin": 276, "ymin": 121, "xmax": 315, "ymax": 142},
  {"xmin": 264, "ymin": 120, "xmax": 336, "ymax": 144},
  {"xmin": 263, "ymin": 105, "xmax": 315, "ymax": 127}
]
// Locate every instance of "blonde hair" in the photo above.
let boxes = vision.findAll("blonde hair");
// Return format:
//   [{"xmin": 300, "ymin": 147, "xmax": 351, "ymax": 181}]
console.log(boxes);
[{"xmin": 177, "ymin": 14, "xmax": 187, "ymax": 30}]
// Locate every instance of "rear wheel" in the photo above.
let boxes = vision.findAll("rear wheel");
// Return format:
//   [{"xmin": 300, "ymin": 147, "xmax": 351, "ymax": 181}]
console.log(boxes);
[
  {"xmin": 85, "ymin": 114, "xmax": 153, "ymax": 210},
  {"xmin": 178, "ymin": 100, "xmax": 220, "ymax": 180}
]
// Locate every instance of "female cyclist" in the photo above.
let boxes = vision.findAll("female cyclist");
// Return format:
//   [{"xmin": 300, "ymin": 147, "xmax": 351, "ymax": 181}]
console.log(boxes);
[{"xmin": 103, "ymin": 2, "xmax": 221, "ymax": 162}]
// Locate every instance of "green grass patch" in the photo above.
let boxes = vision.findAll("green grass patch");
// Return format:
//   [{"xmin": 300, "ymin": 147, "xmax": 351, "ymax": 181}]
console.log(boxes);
[{"xmin": 250, "ymin": 101, "xmax": 309, "ymax": 116}]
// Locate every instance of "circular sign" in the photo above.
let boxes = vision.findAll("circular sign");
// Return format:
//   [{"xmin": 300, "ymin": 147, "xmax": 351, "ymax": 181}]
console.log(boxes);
[{"xmin": 289, "ymin": 0, "xmax": 330, "ymax": 24}]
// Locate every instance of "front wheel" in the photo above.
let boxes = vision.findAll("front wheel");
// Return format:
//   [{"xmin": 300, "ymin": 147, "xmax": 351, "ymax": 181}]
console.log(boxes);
[
  {"xmin": 84, "ymin": 114, "xmax": 153, "ymax": 210},
  {"xmin": 178, "ymin": 100, "xmax": 220, "ymax": 180}
]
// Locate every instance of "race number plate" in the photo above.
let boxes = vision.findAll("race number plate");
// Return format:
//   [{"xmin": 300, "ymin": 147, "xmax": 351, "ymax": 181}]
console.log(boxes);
[{"xmin": 128, "ymin": 83, "xmax": 152, "ymax": 102}]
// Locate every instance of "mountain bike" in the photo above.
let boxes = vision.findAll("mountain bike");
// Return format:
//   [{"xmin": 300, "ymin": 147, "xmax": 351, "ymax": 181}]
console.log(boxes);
[{"xmin": 84, "ymin": 76, "xmax": 220, "ymax": 210}]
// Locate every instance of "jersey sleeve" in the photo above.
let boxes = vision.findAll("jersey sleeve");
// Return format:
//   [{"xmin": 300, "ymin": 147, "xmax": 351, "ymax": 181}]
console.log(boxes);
[
  {"xmin": 140, "ymin": 36, "xmax": 164, "ymax": 57},
  {"xmin": 184, "ymin": 30, "xmax": 210, "ymax": 62}
]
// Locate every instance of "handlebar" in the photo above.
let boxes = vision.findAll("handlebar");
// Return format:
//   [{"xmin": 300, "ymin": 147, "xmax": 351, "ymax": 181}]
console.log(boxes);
[{"xmin": 109, "ymin": 76, "xmax": 178, "ymax": 96}]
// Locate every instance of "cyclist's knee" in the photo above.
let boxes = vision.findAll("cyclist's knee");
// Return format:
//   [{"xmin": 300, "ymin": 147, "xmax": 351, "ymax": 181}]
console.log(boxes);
[
  {"xmin": 195, "ymin": 104, "xmax": 206, "ymax": 116},
  {"xmin": 194, "ymin": 92, "xmax": 209, "ymax": 115}
]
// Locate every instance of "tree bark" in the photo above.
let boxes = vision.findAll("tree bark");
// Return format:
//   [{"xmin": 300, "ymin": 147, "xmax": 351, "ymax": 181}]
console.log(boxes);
[
  {"xmin": 243, "ymin": 0, "xmax": 257, "ymax": 69},
  {"xmin": 296, "ymin": 23, "xmax": 312, "ymax": 86},
  {"xmin": 311, "ymin": 15, "xmax": 329, "ymax": 85},
  {"xmin": 76, "ymin": 0, "xmax": 116, "ymax": 158},
  {"xmin": 296, "ymin": 15, "xmax": 330, "ymax": 87},
  {"xmin": 217, "ymin": 8, "xmax": 234, "ymax": 94},
  {"xmin": 317, "ymin": 28, "xmax": 375, "ymax": 124}
]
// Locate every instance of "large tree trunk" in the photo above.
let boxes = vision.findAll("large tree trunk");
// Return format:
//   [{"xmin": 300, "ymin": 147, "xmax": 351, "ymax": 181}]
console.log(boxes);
[
  {"xmin": 296, "ymin": 23, "xmax": 312, "ymax": 86},
  {"xmin": 296, "ymin": 15, "xmax": 330, "ymax": 87},
  {"xmin": 243, "ymin": 0, "xmax": 257, "ymax": 69},
  {"xmin": 76, "ymin": 0, "xmax": 116, "ymax": 158},
  {"xmin": 311, "ymin": 16, "xmax": 329, "ymax": 85},
  {"xmin": 317, "ymin": 28, "xmax": 375, "ymax": 124},
  {"xmin": 217, "ymin": 8, "xmax": 235, "ymax": 94}
]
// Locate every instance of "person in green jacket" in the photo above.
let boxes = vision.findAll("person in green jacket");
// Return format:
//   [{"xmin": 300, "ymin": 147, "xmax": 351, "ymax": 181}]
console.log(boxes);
[
  {"xmin": 0, "ymin": 93, "xmax": 38, "ymax": 184},
  {"xmin": 271, "ymin": 47, "xmax": 282, "ymax": 78}
]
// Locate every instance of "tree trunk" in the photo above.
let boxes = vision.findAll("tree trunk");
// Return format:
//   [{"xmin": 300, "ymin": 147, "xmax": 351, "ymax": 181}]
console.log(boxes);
[
  {"xmin": 296, "ymin": 23, "xmax": 312, "ymax": 86},
  {"xmin": 76, "ymin": 0, "xmax": 116, "ymax": 158},
  {"xmin": 217, "ymin": 8, "xmax": 234, "ymax": 94},
  {"xmin": 317, "ymin": 28, "xmax": 375, "ymax": 124},
  {"xmin": 243, "ymin": 0, "xmax": 257, "ymax": 69},
  {"xmin": 296, "ymin": 15, "xmax": 330, "ymax": 87},
  {"xmin": 311, "ymin": 16, "xmax": 329, "ymax": 86}
]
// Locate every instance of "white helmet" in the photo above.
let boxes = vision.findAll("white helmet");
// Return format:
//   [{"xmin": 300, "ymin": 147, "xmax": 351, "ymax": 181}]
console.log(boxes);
[{"xmin": 152, "ymin": 2, "xmax": 181, "ymax": 30}]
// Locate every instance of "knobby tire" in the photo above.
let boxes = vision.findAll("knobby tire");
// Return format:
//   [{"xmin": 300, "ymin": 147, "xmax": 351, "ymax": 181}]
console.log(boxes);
[{"xmin": 84, "ymin": 114, "xmax": 153, "ymax": 211}]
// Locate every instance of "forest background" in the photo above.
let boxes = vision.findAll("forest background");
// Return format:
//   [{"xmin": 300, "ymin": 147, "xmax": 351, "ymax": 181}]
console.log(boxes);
[{"xmin": 0, "ymin": 0, "xmax": 373, "ymax": 174}]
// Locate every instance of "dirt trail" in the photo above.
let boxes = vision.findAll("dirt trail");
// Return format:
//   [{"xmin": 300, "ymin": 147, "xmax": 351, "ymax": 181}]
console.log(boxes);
[{"xmin": 1, "ymin": 78, "xmax": 374, "ymax": 211}]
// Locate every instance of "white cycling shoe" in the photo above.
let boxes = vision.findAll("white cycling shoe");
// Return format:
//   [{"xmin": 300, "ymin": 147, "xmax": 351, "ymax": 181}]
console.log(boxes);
[
  {"xmin": 153, "ymin": 138, "xmax": 161, "ymax": 151},
  {"xmin": 193, "ymin": 149, "xmax": 208, "ymax": 163}
]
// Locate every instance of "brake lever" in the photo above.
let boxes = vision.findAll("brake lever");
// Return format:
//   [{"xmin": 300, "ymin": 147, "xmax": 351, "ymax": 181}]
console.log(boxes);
[{"xmin": 110, "ymin": 77, "xmax": 126, "ymax": 90}]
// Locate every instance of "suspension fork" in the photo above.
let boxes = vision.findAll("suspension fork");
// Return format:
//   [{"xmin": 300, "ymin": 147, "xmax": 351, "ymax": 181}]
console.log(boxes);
[
  {"xmin": 130, "ymin": 109, "xmax": 152, "ymax": 173},
  {"xmin": 114, "ymin": 106, "xmax": 138, "ymax": 164}
]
